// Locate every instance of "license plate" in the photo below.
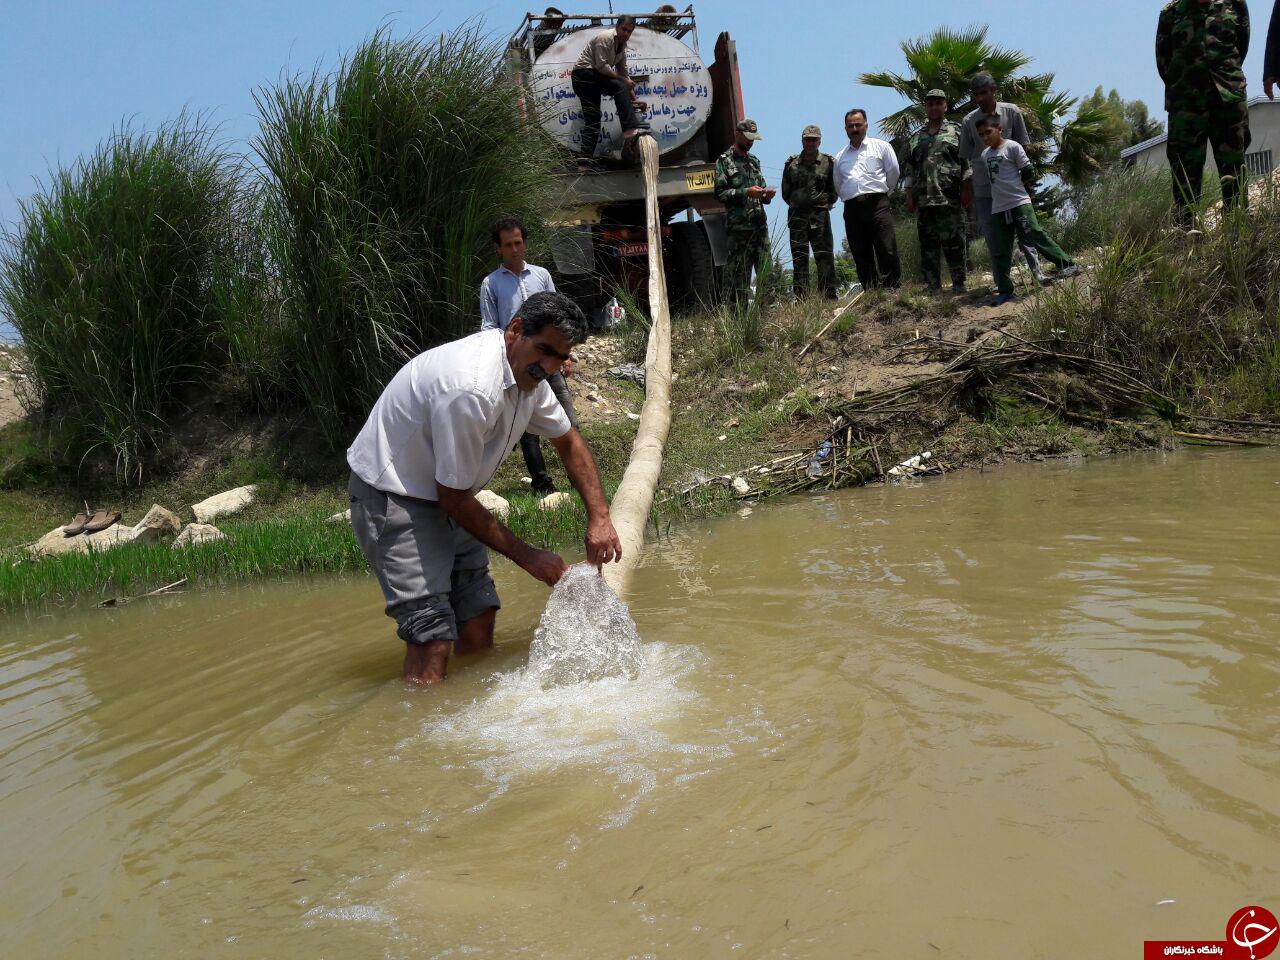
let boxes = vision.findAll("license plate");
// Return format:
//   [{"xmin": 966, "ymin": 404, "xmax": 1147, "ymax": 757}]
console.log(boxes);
[
  {"xmin": 618, "ymin": 242, "xmax": 648, "ymax": 256},
  {"xmin": 685, "ymin": 170, "xmax": 715, "ymax": 191}
]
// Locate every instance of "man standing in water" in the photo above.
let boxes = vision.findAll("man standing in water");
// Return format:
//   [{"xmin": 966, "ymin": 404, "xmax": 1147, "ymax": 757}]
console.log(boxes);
[
  {"xmin": 347, "ymin": 292, "xmax": 622, "ymax": 684},
  {"xmin": 480, "ymin": 216, "xmax": 579, "ymax": 496}
]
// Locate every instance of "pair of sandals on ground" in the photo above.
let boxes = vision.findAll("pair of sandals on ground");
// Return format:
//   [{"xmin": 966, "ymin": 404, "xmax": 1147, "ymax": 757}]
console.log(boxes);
[{"xmin": 63, "ymin": 506, "xmax": 121, "ymax": 537}]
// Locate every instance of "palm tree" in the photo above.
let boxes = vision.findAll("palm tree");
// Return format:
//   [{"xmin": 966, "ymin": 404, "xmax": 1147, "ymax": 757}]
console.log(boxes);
[
  {"xmin": 1020, "ymin": 89, "xmax": 1115, "ymax": 186},
  {"xmin": 860, "ymin": 25, "xmax": 1115, "ymax": 189},
  {"xmin": 859, "ymin": 25, "xmax": 1042, "ymax": 141}
]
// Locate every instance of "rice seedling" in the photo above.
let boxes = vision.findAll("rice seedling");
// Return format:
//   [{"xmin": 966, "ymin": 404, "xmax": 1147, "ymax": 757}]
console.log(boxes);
[
  {"xmin": 0, "ymin": 493, "xmax": 607, "ymax": 612},
  {"xmin": 0, "ymin": 116, "xmax": 244, "ymax": 482}
]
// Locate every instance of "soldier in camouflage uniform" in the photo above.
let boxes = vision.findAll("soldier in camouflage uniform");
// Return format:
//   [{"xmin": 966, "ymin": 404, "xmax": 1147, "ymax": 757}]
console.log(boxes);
[
  {"xmin": 714, "ymin": 119, "xmax": 774, "ymax": 309},
  {"xmin": 903, "ymin": 90, "xmax": 969, "ymax": 292},
  {"xmin": 1156, "ymin": 0, "xmax": 1251, "ymax": 223},
  {"xmin": 782, "ymin": 125, "xmax": 837, "ymax": 299}
]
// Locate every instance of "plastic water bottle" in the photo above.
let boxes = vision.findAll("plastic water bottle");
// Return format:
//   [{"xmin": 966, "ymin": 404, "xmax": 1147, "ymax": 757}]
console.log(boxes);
[
  {"xmin": 605, "ymin": 297, "xmax": 626, "ymax": 328},
  {"xmin": 887, "ymin": 451, "xmax": 932, "ymax": 477},
  {"xmin": 807, "ymin": 440, "xmax": 833, "ymax": 478}
]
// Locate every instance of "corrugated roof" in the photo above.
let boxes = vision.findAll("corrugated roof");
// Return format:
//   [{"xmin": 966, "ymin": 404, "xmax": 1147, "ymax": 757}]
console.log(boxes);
[{"xmin": 1121, "ymin": 96, "xmax": 1279, "ymax": 159}]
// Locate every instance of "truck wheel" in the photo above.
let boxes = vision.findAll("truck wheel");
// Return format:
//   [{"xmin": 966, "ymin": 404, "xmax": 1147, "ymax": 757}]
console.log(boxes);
[
  {"xmin": 554, "ymin": 273, "xmax": 608, "ymax": 331},
  {"xmin": 670, "ymin": 221, "xmax": 719, "ymax": 310}
]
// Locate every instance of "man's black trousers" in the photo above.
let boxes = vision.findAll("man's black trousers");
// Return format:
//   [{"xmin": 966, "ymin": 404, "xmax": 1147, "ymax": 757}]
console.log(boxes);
[
  {"xmin": 571, "ymin": 68, "xmax": 639, "ymax": 158},
  {"xmin": 842, "ymin": 193, "xmax": 901, "ymax": 289}
]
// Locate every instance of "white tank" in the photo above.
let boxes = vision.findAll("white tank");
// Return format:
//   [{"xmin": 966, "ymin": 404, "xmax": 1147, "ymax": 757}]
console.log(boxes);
[{"xmin": 529, "ymin": 26, "xmax": 714, "ymax": 157}]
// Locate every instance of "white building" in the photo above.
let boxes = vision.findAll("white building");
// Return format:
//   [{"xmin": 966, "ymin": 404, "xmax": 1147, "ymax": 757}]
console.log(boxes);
[{"xmin": 1120, "ymin": 96, "xmax": 1280, "ymax": 178}]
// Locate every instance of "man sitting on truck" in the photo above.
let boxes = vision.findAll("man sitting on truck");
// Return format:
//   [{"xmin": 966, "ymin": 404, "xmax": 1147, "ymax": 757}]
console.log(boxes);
[
  {"xmin": 480, "ymin": 216, "xmax": 579, "ymax": 496},
  {"xmin": 572, "ymin": 14, "xmax": 647, "ymax": 165}
]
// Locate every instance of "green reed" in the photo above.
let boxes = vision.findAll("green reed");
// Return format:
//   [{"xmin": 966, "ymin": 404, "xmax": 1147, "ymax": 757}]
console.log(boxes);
[
  {"xmin": 0, "ymin": 117, "xmax": 243, "ymax": 482},
  {"xmin": 249, "ymin": 25, "xmax": 562, "ymax": 449},
  {"xmin": 1026, "ymin": 175, "xmax": 1280, "ymax": 417}
]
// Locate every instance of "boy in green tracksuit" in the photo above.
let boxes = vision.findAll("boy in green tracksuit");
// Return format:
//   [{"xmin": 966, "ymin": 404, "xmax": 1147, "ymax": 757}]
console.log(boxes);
[{"xmin": 977, "ymin": 115, "xmax": 1081, "ymax": 306}]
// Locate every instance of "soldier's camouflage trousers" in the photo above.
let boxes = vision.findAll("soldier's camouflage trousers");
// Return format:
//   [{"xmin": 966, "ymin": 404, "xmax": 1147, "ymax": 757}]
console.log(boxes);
[
  {"xmin": 1167, "ymin": 90, "xmax": 1251, "ymax": 221},
  {"xmin": 916, "ymin": 206, "xmax": 967, "ymax": 289},
  {"xmin": 787, "ymin": 211, "xmax": 837, "ymax": 299},
  {"xmin": 725, "ymin": 225, "xmax": 769, "ymax": 310}
]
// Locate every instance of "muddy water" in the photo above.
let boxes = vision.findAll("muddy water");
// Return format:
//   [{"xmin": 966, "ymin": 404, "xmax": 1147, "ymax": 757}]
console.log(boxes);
[{"xmin": 2, "ymin": 451, "xmax": 1278, "ymax": 959}]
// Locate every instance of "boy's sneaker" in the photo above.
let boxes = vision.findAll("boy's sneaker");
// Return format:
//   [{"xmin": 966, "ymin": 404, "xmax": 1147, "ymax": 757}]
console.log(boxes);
[
  {"xmin": 1057, "ymin": 264, "xmax": 1083, "ymax": 280},
  {"xmin": 990, "ymin": 293, "xmax": 1018, "ymax": 307}
]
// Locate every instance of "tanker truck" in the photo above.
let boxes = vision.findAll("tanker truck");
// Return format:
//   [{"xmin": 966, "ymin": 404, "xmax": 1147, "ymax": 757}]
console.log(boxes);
[{"xmin": 506, "ymin": 6, "xmax": 745, "ymax": 319}]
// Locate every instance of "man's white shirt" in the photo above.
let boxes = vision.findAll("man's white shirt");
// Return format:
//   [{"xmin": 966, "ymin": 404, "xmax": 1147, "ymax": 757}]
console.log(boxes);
[
  {"xmin": 833, "ymin": 138, "xmax": 900, "ymax": 201},
  {"xmin": 347, "ymin": 329, "xmax": 571, "ymax": 500}
]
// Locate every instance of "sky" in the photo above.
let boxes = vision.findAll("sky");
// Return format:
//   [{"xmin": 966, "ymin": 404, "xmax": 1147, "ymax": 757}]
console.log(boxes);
[{"xmin": 0, "ymin": 0, "xmax": 1275, "ymax": 334}]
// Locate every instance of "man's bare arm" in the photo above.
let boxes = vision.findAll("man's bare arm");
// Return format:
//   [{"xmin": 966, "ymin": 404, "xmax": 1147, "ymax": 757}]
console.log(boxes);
[
  {"xmin": 550, "ymin": 429, "xmax": 622, "ymax": 566},
  {"xmin": 436, "ymin": 484, "xmax": 566, "ymax": 585}
]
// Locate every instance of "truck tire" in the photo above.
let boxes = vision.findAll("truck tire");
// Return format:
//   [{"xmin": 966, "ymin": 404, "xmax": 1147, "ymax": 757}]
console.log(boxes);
[
  {"xmin": 669, "ymin": 220, "xmax": 719, "ymax": 310},
  {"xmin": 553, "ymin": 272, "xmax": 610, "ymax": 332}
]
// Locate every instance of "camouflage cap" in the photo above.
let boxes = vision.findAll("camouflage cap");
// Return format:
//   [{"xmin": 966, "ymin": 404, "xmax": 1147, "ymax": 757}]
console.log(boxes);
[
  {"xmin": 801, "ymin": 124, "xmax": 822, "ymax": 139},
  {"xmin": 924, "ymin": 89, "xmax": 949, "ymax": 101},
  {"xmin": 736, "ymin": 118, "xmax": 763, "ymax": 141}
]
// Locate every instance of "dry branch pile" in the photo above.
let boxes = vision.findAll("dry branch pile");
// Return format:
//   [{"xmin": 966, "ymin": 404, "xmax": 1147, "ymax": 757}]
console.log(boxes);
[{"xmin": 672, "ymin": 333, "xmax": 1277, "ymax": 506}]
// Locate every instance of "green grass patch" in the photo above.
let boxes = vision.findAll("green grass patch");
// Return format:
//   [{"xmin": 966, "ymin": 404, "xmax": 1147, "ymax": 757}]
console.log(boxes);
[
  {"xmin": 0, "ymin": 487, "xmax": 628, "ymax": 613},
  {"xmin": 0, "ymin": 516, "xmax": 365, "ymax": 612}
]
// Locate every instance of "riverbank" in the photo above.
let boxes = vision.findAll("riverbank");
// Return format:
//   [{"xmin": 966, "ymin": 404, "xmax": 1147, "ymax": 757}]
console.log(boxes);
[
  {"xmin": 0, "ymin": 281, "xmax": 1166, "ymax": 613},
  {"xmin": 5, "ymin": 178, "xmax": 1280, "ymax": 611}
]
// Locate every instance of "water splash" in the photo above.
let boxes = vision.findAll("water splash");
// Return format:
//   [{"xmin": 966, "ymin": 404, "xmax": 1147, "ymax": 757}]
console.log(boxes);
[
  {"xmin": 418, "ymin": 641, "xmax": 748, "ymax": 828},
  {"xmin": 527, "ymin": 563, "xmax": 645, "ymax": 688}
]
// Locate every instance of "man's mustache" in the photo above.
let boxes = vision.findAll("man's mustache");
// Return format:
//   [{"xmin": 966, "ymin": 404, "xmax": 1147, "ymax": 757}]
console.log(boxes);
[{"xmin": 525, "ymin": 363, "xmax": 547, "ymax": 381}]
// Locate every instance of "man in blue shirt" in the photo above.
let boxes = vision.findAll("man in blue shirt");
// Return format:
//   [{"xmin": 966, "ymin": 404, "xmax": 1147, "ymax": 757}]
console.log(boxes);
[{"xmin": 479, "ymin": 216, "xmax": 579, "ymax": 494}]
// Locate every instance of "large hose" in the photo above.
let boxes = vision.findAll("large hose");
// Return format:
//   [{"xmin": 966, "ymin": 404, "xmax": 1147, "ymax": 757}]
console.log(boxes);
[{"xmin": 602, "ymin": 135, "xmax": 673, "ymax": 596}]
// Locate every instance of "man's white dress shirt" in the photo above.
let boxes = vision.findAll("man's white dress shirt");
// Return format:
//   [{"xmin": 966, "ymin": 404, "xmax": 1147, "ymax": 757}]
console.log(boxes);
[
  {"xmin": 833, "ymin": 138, "xmax": 900, "ymax": 201},
  {"xmin": 347, "ymin": 329, "xmax": 571, "ymax": 500}
]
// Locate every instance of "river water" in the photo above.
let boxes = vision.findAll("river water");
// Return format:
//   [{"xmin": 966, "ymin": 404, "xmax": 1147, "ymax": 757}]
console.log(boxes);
[{"xmin": 2, "ymin": 450, "xmax": 1278, "ymax": 958}]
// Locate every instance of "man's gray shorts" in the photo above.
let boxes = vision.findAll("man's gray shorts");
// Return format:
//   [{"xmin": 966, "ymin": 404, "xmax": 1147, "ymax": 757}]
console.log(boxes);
[{"xmin": 348, "ymin": 473, "xmax": 501, "ymax": 645}]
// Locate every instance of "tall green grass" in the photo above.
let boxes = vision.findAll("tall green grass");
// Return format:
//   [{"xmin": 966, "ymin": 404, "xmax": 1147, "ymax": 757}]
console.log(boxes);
[
  {"xmin": 1026, "ymin": 173, "xmax": 1280, "ymax": 416},
  {"xmin": 249, "ymin": 26, "xmax": 562, "ymax": 449},
  {"xmin": 1059, "ymin": 165, "xmax": 1177, "ymax": 253},
  {"xmin": 0, "ymin": 118, "xmax": 242, "ymax": 481},
  {"xmin": 697, "ymin": 240, "xmax": 787, "ymax": 364}
]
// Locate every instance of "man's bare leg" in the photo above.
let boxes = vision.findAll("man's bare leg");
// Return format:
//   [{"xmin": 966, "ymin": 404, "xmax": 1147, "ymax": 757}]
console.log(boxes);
[
  {"xmin": 403, "ymin": 639, "xmax": 451, "ymax": 684},
  {"xmin": 453, "ymin": 607, "xmax": 497, "ymax": 657}
]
